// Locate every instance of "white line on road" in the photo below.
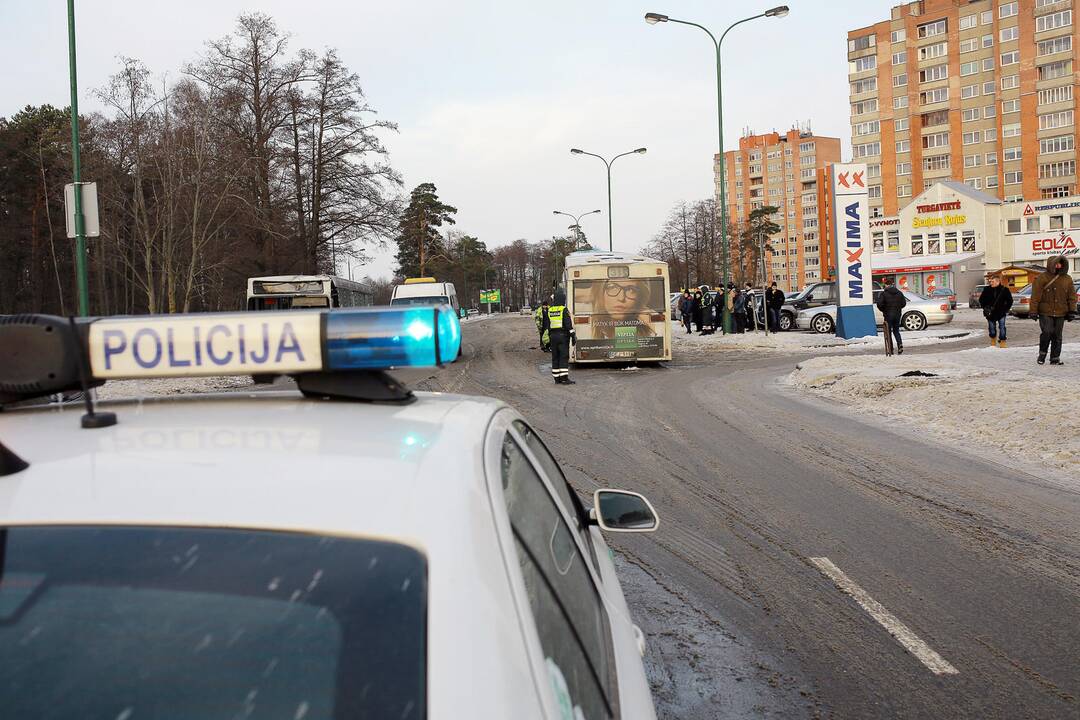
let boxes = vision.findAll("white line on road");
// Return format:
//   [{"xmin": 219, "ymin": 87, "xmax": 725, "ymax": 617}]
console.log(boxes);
[{"xmin": 810, "ymin": 556, "xmax": 959, "ymax": 676}]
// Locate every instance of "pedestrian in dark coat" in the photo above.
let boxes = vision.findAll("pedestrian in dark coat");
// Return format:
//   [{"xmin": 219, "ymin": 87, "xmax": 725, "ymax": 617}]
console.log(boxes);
[
  {"xmin": 1029, "ymin": 254, "xmax": 1077, "ymax": 364},
  {"xmin": 765, "ymin": 282, "xmax": 785, "ymax": 332},
  {"xmin": 679, "ymin": 291, "xmax": 693, "ymax": 334},
  {"xmin": 876, "ymin": 276, "xmax": 908, "ymax": 354},
  {"xmin": 732, "ymin": 285, "xmax": 747, "ymax": 333},
  {"xmin": 691, "ymin": 291, "xmax": 704, "ymax": 333},
  {"xmin": 978, "ymin": 276, "xmax": 1013, "ymax": 348},
  {"xmin": 743, "ymin": 282, "xmax": 757, "ymax": 330}
]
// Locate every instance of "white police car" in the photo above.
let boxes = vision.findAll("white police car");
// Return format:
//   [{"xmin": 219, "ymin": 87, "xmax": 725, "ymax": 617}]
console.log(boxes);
[{"xmin": 0, "ymin": 306, "xmax": 659, "ymax": 719}]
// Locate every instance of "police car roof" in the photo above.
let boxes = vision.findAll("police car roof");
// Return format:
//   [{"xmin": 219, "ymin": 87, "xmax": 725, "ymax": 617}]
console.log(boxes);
[{"xmin": 0, "ymin": 390, "xmax": 503, "ymax": 541}]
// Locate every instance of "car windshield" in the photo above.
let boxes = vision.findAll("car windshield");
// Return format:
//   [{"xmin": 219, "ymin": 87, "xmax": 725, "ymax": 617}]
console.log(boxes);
[
  {"xmin": 0, "ymin": 526, "xmax": 426, "ymax": 720},
  {"xmin": 391, "ymin": 296, "xmax": 450, "ymax": 306}
]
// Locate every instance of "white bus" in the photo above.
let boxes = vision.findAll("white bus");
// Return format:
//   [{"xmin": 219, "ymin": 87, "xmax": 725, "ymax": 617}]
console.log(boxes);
[
  {"xmin": 246, "ymin": 275, "xmax": 372, "ymax": 311},
  {"xmin": 564, "ymin": 250, "xmax": 672, "ymax": 363},
  {"xmin": 390, "ymin": 278, "xmax": 462, "ymax": 317}
]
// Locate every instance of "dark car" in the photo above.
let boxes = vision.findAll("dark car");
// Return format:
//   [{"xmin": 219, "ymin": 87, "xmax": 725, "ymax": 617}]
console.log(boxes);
[
  {"xmin": 929, "ymin": 287, "xmax": 957, "ymax": 309},
  {"xmin": 969, "ymin": 284, "xmax": 988, "ymax": 309}
]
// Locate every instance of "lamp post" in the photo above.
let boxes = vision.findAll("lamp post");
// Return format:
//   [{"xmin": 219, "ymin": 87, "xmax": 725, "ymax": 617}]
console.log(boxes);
[
  {"xmin": 569, "ymin": 148, "xmax": 646, "ymax": 252},
  {"xmin": 67, "ymin": 0, "xmax": 89, "ymax": 316},
  {"xmin": 645, "ymin": 6, "xmax": 789, "ymax": 333},
  {"xmin": 553, "ymin": 209, "xmax": 601, "ymax": 249}
]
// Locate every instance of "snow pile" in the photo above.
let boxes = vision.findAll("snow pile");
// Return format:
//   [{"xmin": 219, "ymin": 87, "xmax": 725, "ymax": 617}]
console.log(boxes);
[
  {"xmin": 96, "ymin": 376, "xmax": 251, "ymax": 401},
  {"xmin": 787, "ymin": 344, "xmax": 1080, "ymax": 475},
  {"xmin": 673, "ymin": 323, "xmax": 979, "ymax": 354}
]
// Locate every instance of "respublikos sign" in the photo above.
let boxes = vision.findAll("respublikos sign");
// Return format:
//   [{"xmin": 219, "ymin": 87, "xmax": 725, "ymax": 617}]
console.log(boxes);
[{"xmin": 829, "ymin": 163, "xmax": 876, "ymax": 339}]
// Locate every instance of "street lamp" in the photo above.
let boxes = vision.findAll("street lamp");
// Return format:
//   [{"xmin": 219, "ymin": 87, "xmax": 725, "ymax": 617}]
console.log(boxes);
[
  {"xmin": 553, "ymin": 209, "xmax": 601, "ymax": 247},
  {"xmin": 645, "ymin": 6, "xmax": 789, "ymax": 333},
  {"xmin": 569, "ymin": 147, "xmax": 646, "ymax": 252}
]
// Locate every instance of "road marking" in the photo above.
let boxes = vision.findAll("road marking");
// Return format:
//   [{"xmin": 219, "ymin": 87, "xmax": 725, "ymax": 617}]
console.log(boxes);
[{"xmin": 810, "ymin": 556, "xmax": 959, "ymax": 676}]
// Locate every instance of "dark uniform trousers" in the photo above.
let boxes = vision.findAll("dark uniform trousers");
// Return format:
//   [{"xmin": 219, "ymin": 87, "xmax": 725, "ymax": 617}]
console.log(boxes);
[{"xmin": 550, "ymin": 329, "xmax": 570, "ymax": 380}]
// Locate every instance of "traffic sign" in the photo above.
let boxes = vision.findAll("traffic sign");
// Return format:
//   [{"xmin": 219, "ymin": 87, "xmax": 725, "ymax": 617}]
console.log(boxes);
[{"xmin": 64, "ymin": 182, "xmax": 100, "ymax": 238}]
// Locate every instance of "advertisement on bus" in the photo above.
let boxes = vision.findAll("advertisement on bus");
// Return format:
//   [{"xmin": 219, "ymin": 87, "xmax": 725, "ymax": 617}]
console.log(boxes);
[{"xmin": 571, "ymin": 277, "xmax": 667, "ymax": 360}]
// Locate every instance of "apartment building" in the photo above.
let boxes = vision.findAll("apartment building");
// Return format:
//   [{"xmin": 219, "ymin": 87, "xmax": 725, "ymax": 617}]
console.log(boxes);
[
  {"xmin": 848, "ymin": 0, "xmax": 1079, "ymax": 218},
  {"xmin": 714, "ymin": 129, "xmax": 841, "ymax": 292}
]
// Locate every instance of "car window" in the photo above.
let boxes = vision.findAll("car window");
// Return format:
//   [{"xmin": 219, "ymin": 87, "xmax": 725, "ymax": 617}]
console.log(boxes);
[
  {"xmin": 808, "ymin": 284, "xmax": 832, "ymax": 302},
  {"xmin": 500, "ymin": 436, "xmax": 614, "ymax": 720},
  {"xmin": 512, "ymin": 421, "xmax": 588, "ymax": 531},
  {"xmin": 0, "ymin": 526, "xmax": 426, "ymax": 720}
]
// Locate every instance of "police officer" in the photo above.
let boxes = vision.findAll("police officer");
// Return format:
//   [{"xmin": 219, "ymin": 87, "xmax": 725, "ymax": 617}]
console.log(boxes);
[
  {"xmin": 545, "ymin": 289, "xmax": 575, "ymax": 384},
  {"xmin": 533, "ymin": 299, "xmax": 550, "ymax": 351}
]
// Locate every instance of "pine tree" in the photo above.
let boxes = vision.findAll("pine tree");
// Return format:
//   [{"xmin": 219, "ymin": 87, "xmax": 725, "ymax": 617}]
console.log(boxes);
[{"xmin": 393, "ymin": 183, "xmax": 457, "ymax": 278}]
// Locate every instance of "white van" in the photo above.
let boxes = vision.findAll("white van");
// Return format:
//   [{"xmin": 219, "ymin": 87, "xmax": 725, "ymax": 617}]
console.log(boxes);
[{"xmin": 390, "ymin": 278, "xmax": 462, "ymax": 317}]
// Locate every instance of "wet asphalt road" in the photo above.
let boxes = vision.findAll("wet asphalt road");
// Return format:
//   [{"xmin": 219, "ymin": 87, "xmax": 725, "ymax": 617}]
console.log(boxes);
[{"xmin": 401, "ymin": 314, "xmax": 1080, "ymax": 719}]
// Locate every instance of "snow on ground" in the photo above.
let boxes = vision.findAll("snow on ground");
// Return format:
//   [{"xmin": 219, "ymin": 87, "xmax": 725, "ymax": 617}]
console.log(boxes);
[
  {"xmin": 787, "ymin": 343, "xmax": 1080, "ymax": 477},
  {"xmin": 95, "ymin": 376, "xmax": 251, "ymax": 401},
  {"xmin": 673, "ymin": 322, "xmax": 979, "ymax": 354}
]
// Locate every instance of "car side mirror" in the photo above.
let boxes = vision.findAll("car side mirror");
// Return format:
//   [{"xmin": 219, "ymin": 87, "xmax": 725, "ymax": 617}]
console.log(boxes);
[{"xmin": 590, "ymin": 490, "xmax": 659, "ymax": 533}]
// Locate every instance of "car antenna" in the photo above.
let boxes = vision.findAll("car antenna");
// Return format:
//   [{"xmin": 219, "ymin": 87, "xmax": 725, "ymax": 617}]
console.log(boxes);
[{"xmin": 67, "ymin": 317, "xmax": 117, "ymax": 429}]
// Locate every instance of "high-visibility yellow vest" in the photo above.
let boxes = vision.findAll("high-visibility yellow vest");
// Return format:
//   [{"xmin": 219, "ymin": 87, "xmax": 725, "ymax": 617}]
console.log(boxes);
[{"xmin": 548, "ymin": 305, "xmax": 567, "ymax": 330}]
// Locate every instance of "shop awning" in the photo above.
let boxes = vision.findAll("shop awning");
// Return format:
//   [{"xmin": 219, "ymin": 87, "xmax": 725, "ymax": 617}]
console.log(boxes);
[{"xmin": 871, "ymin": 251, "xmax": 983, "ymax": 274}]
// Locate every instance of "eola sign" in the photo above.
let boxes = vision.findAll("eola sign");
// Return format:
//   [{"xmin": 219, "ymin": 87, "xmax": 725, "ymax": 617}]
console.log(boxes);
[
  {"xmin": 1014, "ymin": 231, "xmax": 1080, "ymax": 260},
  {"xmin": 828, "ymin": 163, "xmax": 876, "ymax": 339}
]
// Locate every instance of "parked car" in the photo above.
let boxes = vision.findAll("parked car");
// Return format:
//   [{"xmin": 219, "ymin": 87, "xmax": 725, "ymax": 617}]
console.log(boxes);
[
  {"xmin": 778, "ymin": 281, "xmax": 884, "ymax": 331},
  {"xmin": 1010, "ymin": 285, "xmax": 1033, "ymax": 318},
  {"xmin": 519, "ymin": 305, "xmax": 532, "ymax": 315},
  {"xmin": 796, "ymin": 289, "xmax": 953, "ymax": 334},
  {"xmin": 928, "ymin": 287, "xmax": 957, "ymax": 309},
  {"xmin": 969, "ymin": 284, "xmax": 988, "ymax": 309}
]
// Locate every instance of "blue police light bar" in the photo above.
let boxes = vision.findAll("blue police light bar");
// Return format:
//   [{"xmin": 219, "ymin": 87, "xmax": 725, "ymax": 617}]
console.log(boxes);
[{"xmin": 83, "ymin": 305, "xmax": 461, "ymax": 380}]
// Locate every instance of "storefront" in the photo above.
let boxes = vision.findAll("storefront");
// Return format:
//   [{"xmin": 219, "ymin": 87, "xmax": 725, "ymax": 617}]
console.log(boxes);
[
  {"xmin": 871, "ymin": 253, "xmax": 984, "ymax": 296},
  {"xmin": 996, "ymin": 198, "xmax": 1080, "ymax": 277}
]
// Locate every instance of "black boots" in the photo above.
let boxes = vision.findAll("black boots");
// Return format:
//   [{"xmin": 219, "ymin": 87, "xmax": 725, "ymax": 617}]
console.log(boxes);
[{"xmin": 1038, "ymin": 353, "xmax": 1047, "ymax": 365}]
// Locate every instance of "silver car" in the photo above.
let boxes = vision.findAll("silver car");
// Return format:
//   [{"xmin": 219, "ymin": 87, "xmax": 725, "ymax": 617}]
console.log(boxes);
[{"xmin": 796, "ymin": 289, "xmax": 954, "ymax": 334}]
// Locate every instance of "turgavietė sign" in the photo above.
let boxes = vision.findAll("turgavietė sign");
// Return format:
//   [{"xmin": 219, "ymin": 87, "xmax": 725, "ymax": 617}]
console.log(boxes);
[{"xmin": 912, "ymin": 200, "xmax": 967, "ymax": 229}]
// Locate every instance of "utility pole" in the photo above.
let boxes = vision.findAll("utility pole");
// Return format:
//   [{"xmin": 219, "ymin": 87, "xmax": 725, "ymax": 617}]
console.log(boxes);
[{"xmin": 67, "ymin": 0, "xmax": 88, "ymax": 316}]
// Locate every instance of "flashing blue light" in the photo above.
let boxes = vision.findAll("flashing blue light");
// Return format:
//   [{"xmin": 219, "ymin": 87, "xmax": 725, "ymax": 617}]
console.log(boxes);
[{"xmin": 326, "ymin": 305, "xmax": 461, "ymax": 370}]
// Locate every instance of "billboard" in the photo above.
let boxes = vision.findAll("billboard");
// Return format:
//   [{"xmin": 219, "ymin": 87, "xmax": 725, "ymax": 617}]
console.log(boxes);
[
  {"xmin": 829, "ymin": 163, "xmax": 876, "ymax": 339},
  {"xmin": 570, "ymin": 278, "xmax": 667, "ymax": 361},
  {"xmin": 1013, "ymin": 231, "xmax": 1080, "ymax": 261},
  {"xmin": 479, "ymin": 289, "xmax": 501, "ymax": 303}
]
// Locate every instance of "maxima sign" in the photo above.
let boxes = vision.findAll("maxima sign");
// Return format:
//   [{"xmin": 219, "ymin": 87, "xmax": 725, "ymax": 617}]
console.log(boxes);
[
  {"xmin": 829, "ymin": 163, "xmax": 876, "ymax": 339},
  {"xmin": 1013, "ymin": 231, "xmax": 1080, "ymax": 260}
]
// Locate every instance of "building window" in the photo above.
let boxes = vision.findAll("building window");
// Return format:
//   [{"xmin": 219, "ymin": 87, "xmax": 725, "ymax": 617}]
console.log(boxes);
[
  {"xmin": 960, "ymin": 60, "xmax": 979, "ymax": 76},
  {"xmin": 962, "ymin": 231, "xmax": 976, "ymax": 252},
  {"xmin": 851, "ymin": 55, "xmax": 877, "ymax": 73},
  {"xmin": 1001, "ymin": 51, "xmax": 1020, "ymax": 66},
  {"xmin": 983, "ymin": 81, "xmax": 996, "ymax": 96},
  {"xmin": 849, "ymin": 34, "xmax": 875, "ymax": 52},
  {"xmin": 850, "ymin": 77, "xmax": 877, "ymax": 95},
  {"xmin": 928, "ymin": 235, "xmax": 941, "ymax": 254},
  {"xmin": 1004, "ymin": 170, "xmax": 1023, "ymax": 184},
  {"xmin": 1004, "ymin": 146, "xmax": 1023, "ymax": 161},
  {"xmin": 1042, "ymin": 186, "xmax": 1073, "ymax": 198},
  {"xmin": 898, "ymin": 185, "xmax": 912, "ymax": 197},
  {"xmin": 985, "ymin": 128, "xmax": 998, "ymax": 142},
  {"xmin": 1000, "ymin": 26, "xmax": 1019, "ymax": 43},
  {"xmin": 887, "ymin": 230, "xmax": 900, "ymax": 252},
  {"xmin": 920, "ymin": 87, "xmax": 949, "ymax": 105},
  {"xmin": 983, "ymin": 34, "xmax": 994, "ymax": 48},
  {"xmin": 852, "ymin": 142, "xmax": 881, "ymax": 158},
  {"xmin": 892, "ymin": 50, "xmax": 907, "ymax": 65},
  {"xmin": 1041, "ymin": 134, "xmax": 1075, "ymax": 154},
  {"xmin": 1039, "ymin": 61, "xmax": 1072, "ymax": 81},
  {"xmin": 964, "ymin": 154, "xmax": 982, "ymax": 168},
  {"xmin": 986, "ymin": 176, "xmax": 999, "ymax": 189},
  {"xmin": 893, "ymin": 73, "xmax": 908, "ymax": 87},
  {"xmin": 891, "ymin": 28, "xmax": 906, "ymax": 43},
  {"xmin": 1039, "ymin": 110, "xmax": 1075, "ymax": 130},
  {"xmin": 918, "ymin": 19, "xmax": 947, "ymax": 38},
  {"xmin": 1040, "ymin": 160, "xmax": 1076, "ymax": 178},
  {"xmin": 981, "ymin": 10, "xmax": 993, "ymax": 24},
  {"xmin": 1071, "ymin": 212, "xmax": 1080, "ymax": 227},
  {"xmin": 921, "ymin": 109, "xmax": 950, "ymax": 127},
  {"xmin": 1051, "ymin": 215, "xmax": 1065, "ymax": 230},
  {"xmin": 894, "ymin": 96, "xmax": 909, "ymax": 109},
  {"xmin": 960, "ymin": 38, "xmax": 979, "ymax": 53},
  {"xmin": 985, "ymin": 104, "xmax": 997, "ymax": 119},
  {"xmin": 1000, "ymin": 2, "xmax": 1018, "ymax": 18},
  {"xmin": 912, "ymin": 238, "xmax": 924, "ymax": 255},
  {"xmin": 919, "ymin": 41, "xmax": 948, "ymax": 60},
  {"xmin": 983, "ymin": 57, "xmax": 995, "ymax": 72},
  {"xmin": 853, "ymin": 120, "xmax": 879, "ymax": 136},
  {"xmin": 1003, "ymin": 123, "xmax": 1022, "ymax": 138},
  {"xmin": 897, "ymin": 161, "xmax": 912, "ymax": 175},
  {"xmin": 1002, "ymin": 99, "xmax": 1020, "ymax": 114},
  {"xmin": 945, "ymin": 232, "xmax": 958, "ymax": 253},
  {"xmin": 962, "ymin": 107, "xmax": 981, "ymax": 122},
  {"xmin": 919, "ymin": 64, "xmax": 949, "ymax": 83},
  {"xmin": 896, "ymin": 139, "xmax": 911, "ymax": 153},
  {"xmin": 959, "ymin": 14, "xmax": 977, "ymax": 30},
  {"xmin": 963, "ymin": 131, "xmax": 980, "ymax": 145},
  {"xmin": 986, "ymin": 152, "xmax": 998, "ymax": 165},
  {"xmin": 922, "ymin": 131, "xmax": 950, "ymax": 149},
  {"xmin": 1039, "ymin": 85, "xmax": 1074, "ymax": 105},
  {"xmin": 1007, "ymin": 218, "xmax": 1022, "ymax": 233},
  {"xmin": 1038, "ymin": 36, "xmax": 1072, "ymax": 56},
  {"xmin": 852, "ymin": 98, "xmax": 879, "ymax": 115},
  {"xmin": 1036, "ymin": 10, "xmax": 1072, "ymax": 33},
  {"xmin": 895, "ymin": 117, "xmax": 910, "ymax": 131},
  {"xmin": 867, "ymin": 164, "xmax": 882, "ymax": 179},
  {"xmin": 1001, "ymin": 75, "xmax": 1019, "ymax": 90},
  {"xmin": 923, "ymin": 154, "xmax": 951, "ymax": 171},
  {"xmin": 965, "ymin": 177, "xmax": 984, "ymax": 189},
  {"xmin": 868, "ymin": 185, "xmax": 882, "ymax": 199},
  {"xmin": 961, "ymin": 84, "xmax": 979, "ymax": 99}
]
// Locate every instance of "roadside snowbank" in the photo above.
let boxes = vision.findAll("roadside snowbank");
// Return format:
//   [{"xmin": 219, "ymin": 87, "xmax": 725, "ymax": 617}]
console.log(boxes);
[
  {"xmin": 673, "ymin": 322, "xmax": 979, "ymax": 354},
  {"xmin": 787, "ymin": 344, "xmax": 1080, "ymax": 475}
]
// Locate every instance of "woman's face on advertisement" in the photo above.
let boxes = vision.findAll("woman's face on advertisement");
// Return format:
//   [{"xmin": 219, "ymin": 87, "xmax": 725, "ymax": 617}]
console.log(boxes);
[{"xmin": 604, "ymin": 280, "xmax": 645, "ymax": 314}]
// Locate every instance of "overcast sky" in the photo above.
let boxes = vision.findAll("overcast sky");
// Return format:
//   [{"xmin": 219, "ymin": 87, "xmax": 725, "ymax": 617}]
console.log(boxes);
[{"xmin": 1, "ymin": 0, "xmax": 888, "ymax": 280}]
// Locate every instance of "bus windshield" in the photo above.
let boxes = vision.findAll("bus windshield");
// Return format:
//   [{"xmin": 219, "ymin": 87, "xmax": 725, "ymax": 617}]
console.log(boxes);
[{"xmin": 390, "ymin": 296, "xmax": 449, "ymax": 306}]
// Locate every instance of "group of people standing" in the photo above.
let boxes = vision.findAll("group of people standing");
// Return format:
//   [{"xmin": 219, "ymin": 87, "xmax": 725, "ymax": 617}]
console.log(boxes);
[{"xmin": 677, "ymin": 282, "xmax": 787, "ymax": 335}]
